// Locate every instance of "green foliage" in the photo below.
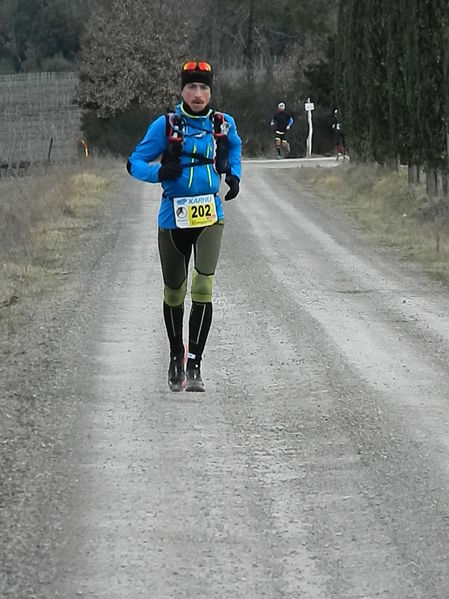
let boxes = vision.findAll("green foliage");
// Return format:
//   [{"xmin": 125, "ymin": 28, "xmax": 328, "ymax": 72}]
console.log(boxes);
[
  {"xmin": 0, "ymin": 0, "xmax": 86, "ymax": 71},
  {"xmin": 41, "ymin": 53, "xmax": 76, "ymax": 73},
  {"xmin": 218, "ymin": 77, "xmax": 280, "ymax": 157},
  {"xmin": 413, "ymin": 0, "xmax": 447, "ymax": 170},
  {"xmin": 0, "ymin": 57, "xmax": 15, "ymax": 74},
  {"xmin": 339, "ymin": 0, "xmax": 372, "ymax": 161},
  {"xmin": 337, "ymin": 0, "xmax": 449, "ymax": 173},
  {"xmin": 386, "ymin": 2, "xmax": 410, "ymax": 164},
  {"xmin": 304, "ymin": 58, "xmax": 332, "ymax": 111},
  {"xmin": 364, "ymin": 0, "xmax": 390, "ymax": 163},
  {"xmin": 81, "ymin": 106, "xmax": 156, "ymax": 157}
]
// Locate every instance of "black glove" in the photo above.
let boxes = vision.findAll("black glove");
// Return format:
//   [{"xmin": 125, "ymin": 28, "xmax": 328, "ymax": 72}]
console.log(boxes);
[
  {"xmin": 224, "ymin": 174, "xmax": 240, "ymax": 201},
  {"xmin": 158, "ymin": 162, "xmax": 182, "ymax": 181}
]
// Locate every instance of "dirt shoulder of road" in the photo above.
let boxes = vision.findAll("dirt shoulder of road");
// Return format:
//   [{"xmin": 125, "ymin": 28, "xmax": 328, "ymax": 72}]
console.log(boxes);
[
  {"xmin": 0, "ymin": 162, "xmax": 135, "ymax": 597},
  {"xmin": 1, "ymin": 161, "xmax": 128, "ymax": 435},
  {"xmin": 1, "ymin": 161, "xmax": 127, "ymax": 379},
  {"xmin": 287, "ymin": 164, "xmax": 449, "ymax": 286}
]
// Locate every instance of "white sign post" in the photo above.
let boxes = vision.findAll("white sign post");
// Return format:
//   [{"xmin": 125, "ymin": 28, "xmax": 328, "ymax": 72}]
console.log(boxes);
[{"xmin": 305, "ymin": 98, "xmax": 315, "ymax": 158}]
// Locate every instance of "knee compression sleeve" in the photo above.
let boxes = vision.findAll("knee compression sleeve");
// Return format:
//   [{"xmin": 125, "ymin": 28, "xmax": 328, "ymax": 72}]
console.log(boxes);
[
  {"xmin": 191, "ymin": 269, "xmax": 213, "ymax": 303},
  {"xmin": 163, "ymin": 301, "xmax": 184, "ymax": 356},
  {"xmin": 164, "ymin": 278, "xmax": 187, "ymax": 307}
]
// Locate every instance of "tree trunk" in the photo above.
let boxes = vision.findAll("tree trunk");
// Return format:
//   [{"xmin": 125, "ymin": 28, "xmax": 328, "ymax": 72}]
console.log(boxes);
[
  {"xmin": 245, "ymin": 0, "xmax": 255, "ymax": 87},
  {"xmin": 385, "ymin": 155, "xmax": 400, "ymax": 170},
  {"xmin": 441, "ymin": 171, "xmax": 448, "ymax": 196},
  {"xmin": 408, "ymin": 163, "xmax": 420, "ymax": 185},
  {"xmin": 426, "ymin": 167, "xmax": 438, "ymax": 197},
  {"xmin": 210, "ymin": 0, "xmax": 219, "ymax": 63}
]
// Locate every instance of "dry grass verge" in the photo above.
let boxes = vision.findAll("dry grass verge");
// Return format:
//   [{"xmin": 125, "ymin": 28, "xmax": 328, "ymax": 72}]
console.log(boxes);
[
  {"xmin": 288, "ymin": 163, "xmax": 449, "ymax": 284},
  {"xmin": 0, "ymin": 161, "xmax": 114, "ymax": 318}
]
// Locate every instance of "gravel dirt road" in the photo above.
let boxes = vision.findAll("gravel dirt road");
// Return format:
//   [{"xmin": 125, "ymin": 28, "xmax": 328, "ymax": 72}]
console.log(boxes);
[{"xmin": 2, "ymin": 161, "xmax": 449, "ymax": 598}]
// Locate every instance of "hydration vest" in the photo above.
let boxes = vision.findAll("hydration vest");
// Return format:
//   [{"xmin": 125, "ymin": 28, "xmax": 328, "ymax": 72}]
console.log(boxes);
[{"xmin": 163, "ymin": 111, "xmax": 230, "ymax": 174}]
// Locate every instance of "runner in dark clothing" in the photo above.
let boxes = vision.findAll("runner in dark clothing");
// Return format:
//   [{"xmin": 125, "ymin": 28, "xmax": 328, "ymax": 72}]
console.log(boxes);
[
  {"xmin": 332, "ymin": 109, "xmax": 347, "ymax": 160},
  {"xmin": 270, "ymin": 102, "xmax": 294, "ymax": 158},
  {"xmin": 127, "ymin": 61, "xmax": 242, "ymax": 392}
]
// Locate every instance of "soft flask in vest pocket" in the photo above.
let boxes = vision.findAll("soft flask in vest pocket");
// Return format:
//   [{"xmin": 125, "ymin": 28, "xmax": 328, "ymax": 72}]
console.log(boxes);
[
  {"xmin": 163, "ymin": 113, "xmax": 184, "ymax": 165},
  {"xmin": 213, "ymin": 113, "xmax": 230, "ymax": 174}
]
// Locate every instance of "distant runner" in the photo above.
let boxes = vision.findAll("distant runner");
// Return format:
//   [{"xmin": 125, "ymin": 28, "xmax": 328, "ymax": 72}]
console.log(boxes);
[
  {"xmin": 332, "ymin": 108, "xmax": 347, "ymax": 160},
  {"xmin": 127, "ymin": 60, "xmax": 242, "ymax": 392},
  {"xmin": 270, "ymin": 101, "xmax": 294, "ymax": 158}
]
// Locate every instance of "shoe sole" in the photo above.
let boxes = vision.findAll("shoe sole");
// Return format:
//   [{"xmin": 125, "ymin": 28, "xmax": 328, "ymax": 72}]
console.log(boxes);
[
  {"xmin": 168, "ymin": 375, "xmax": 186, "ymax": 392},
  {"xmin": 185, "ymin": 381, "xmax": 205, "ymax": 392},
  {"xmin": 169, "ymin": 382, "xmax": 185, "ymax": 392}
]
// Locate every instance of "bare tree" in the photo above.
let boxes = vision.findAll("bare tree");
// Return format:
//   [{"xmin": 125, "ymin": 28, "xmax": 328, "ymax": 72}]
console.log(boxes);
[
  {"xmin": 0, "ymin": 0, "xmax": 22, "ymax": 69},
  {"xmin": 76, "ymin": 0, "xmax": 195, "ymax": 115}
]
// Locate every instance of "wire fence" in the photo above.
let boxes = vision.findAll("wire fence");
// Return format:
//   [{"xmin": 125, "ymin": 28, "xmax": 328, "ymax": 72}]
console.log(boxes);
[{"xmin": 0, "ymin": 72, "xmax": 83, "ymax": 172}]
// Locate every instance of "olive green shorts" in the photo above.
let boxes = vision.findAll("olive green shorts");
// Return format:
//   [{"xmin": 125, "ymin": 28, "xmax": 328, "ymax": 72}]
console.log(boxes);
[{"xmin": 158, "ymin": 221, "xmax": 224, "ymax": 306}]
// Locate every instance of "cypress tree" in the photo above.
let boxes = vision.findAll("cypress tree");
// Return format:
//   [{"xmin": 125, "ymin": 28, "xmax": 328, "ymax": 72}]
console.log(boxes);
[
  {"xmin": 386, "ymin": 2, "xmax": 410, "ymax": 170},
  {"xmin": 400, "ymin": 0, "xmax": 426, "ymax": 180},
  {"xmin": 365, "ymin": 0, "xmax": 391, "ymax": 165},
  {"xmin": 417, "ymin": 1, "xmax": 446, "ymax": 165},
  {"xmin": 443, "ymin": 1, "xmax": 449, "ymax": 180},
  {"xmin": 338, "ymin": 0, "xmax": 371, "ymax": 161},
  {"xmin": 333, "ymin": 0, "xmax": 346, "ymax": 110}
]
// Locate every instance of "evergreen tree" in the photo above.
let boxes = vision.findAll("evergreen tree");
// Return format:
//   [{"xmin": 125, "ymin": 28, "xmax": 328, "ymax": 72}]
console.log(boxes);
[
  {"xmin": 443, "ymin": 2, "xmax": 449, "ymax": 172},
  {"xmin": 386, "ymin": 2, "xmax": 410, "ymax": 167},
  {"xmin": 332, "ymin": 0, "xmax": 345, "ymax": 110},
  {"xmin": 0, "ymin": 0, "xmax": 88, "ymax": 70},
  {"xmin": 414, "ymin": 0, "xmax": 447, "ymax": 173},
  {"xmin": 339, "ymin": 0, "xmax": 371, "ymax": 160},
  {"xmin": 364, "ymin": 0, "xmax": 391, "ymax": 164}
]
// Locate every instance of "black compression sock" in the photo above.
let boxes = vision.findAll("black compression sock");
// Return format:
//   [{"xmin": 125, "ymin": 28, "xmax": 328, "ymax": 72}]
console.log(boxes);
[
  {"xmin": 163, "ymin": 302, "xmax": 184, "ymax": 356},
  {"xmin": 187, "ymin": 301, "xmax": 212, "ymax": 366}
]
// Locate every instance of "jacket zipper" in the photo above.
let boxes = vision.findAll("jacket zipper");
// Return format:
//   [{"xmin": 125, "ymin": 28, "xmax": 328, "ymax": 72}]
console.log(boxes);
[
  {"xmin": 188, "ymin": 143, "xmax": 196, "ymax": 188},
  {"xmin": 206, "ymin": 145, "xmax": 212, "ymax": 187}
]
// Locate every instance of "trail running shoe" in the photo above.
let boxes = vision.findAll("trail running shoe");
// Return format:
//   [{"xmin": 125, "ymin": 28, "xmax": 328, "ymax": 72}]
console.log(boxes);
[
  {"xmin": 168, "ymin": 353, "xmax": 185, "ymax": 392},
  {"xmin": 185, "ymin": 363, "xmax": 205, "ymax": 392}
]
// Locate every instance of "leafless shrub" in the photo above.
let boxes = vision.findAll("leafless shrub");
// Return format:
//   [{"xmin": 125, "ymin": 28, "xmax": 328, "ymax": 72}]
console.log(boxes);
[
  {"xmin": 0, "ymin": 160, "xmax": 110, "ymax": 308},
  {"xmin": 420, "ymin": 195, "xmax": 449, "ymax": 253}
]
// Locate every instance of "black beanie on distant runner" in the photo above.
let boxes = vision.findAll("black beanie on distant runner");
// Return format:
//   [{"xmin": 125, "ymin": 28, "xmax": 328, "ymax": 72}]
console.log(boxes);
[{"xmin": 181, "ymin": 61, "xmax": 213, "ymax": 91}]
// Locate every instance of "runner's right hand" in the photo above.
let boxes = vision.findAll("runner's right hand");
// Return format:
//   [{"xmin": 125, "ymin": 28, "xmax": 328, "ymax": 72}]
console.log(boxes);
[{"xmin": 158, "ymin": 163, "xmax": 182, "ymax": 181}]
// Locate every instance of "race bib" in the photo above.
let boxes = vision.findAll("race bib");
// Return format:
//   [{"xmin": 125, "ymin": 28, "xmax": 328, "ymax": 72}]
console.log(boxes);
[{"xmin": 173, "ymin": 194, "xmax": 217, "ymax": 228}]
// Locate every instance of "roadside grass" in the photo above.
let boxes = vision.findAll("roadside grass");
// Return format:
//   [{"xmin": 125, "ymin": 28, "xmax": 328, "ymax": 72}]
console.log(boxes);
[
  {"xmin": 288, "ymin": 163, "xmax": 449, "ymax": 284},
  {"xmin": 0, "ymin": 160, "xmax": 116, "ymax": 322}
]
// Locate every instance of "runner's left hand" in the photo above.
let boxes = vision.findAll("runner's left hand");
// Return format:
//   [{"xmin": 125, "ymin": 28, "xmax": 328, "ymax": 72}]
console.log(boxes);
[{"xmin": 224, "ymin": 174, "xmax": 240, "ymax": 201}]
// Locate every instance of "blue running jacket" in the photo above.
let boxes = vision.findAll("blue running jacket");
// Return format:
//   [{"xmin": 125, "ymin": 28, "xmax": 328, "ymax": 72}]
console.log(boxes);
[{"xmin": 127, "ymin": 103, "xmax": 242, "ymax": 228}]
